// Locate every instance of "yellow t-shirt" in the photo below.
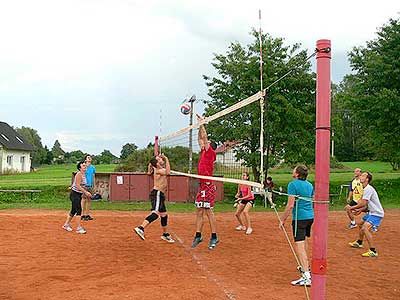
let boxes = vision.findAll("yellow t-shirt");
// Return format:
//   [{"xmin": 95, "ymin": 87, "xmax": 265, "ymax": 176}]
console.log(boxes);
[{"xmin": 351, "ymin": 178, "xmax": 363, "ymax": 202}]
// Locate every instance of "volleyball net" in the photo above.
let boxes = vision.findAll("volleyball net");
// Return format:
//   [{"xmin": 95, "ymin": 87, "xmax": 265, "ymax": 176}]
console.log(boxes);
[{"xmin": 157, "ymin": 91, "xmax": 264, "ymax": 189}]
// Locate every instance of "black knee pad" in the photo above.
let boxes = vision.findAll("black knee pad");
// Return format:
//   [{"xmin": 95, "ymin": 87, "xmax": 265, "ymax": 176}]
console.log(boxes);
[
  {"xmin": 145, "ymin": 212, "xmax": 159, "ymax": 223},
  {"xmin": 161, "ymin": 215, "xmax": 168, "ymax": 227}
]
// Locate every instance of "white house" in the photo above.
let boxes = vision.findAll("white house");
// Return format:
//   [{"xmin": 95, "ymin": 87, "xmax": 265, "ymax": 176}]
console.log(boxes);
[
  {"xmin": 215, "ymin": 141, "xmax": 246, "ymax": 167},
  {"xmin": 0, "ymin": 122, "xmax": 34, "ymax": 174}
]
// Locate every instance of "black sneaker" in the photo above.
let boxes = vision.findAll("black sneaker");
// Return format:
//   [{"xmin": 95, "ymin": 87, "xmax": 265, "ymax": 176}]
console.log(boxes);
[
  {"xmin": 81, "ymin": 215, "xmax": 88, "ymax": 221},
  {"xmin": 86, "ymin": 215, "xmax": 94, "ymax": 220}
]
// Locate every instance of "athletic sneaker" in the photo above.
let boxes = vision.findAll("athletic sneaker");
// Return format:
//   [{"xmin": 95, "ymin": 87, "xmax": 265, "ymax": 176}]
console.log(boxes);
[
  {"xmin": 191, "ymin": 236, "xmax": 203, "ymax": 248},
  {"xmin": 371, "ymin": 226, "xmax": 378, "ymax": 233},
  {"xmin": 347, "ymin": 223, "xmax": 357, "ymax": 229},
  {"xmin": 161, "ymin": 234, "xmax": 175, "ymax": 243},
  {"xmin": 86, "ymin": 215, "xmax": 94, "ymax": 221},
  {"xmin": 62, "ymin": 224, "xmax": 73, "ymax": 232},
  {"xmin": 235, "ymin": 225, "xmax": 246, "ymax": 231},
  {"xmin": 81, "ymin": 215, "xmax": 88, "ymax": 221},
  {"xmin": 134, "ymin": 227, "xmax": 145, "ymax": 240},
  {"xmin": 245, "ymin": 227, "xmax": 253, "ymax": 235},
  {"xmin": 361, "ymin": 250, "xmax": 378, "ymax": 257},
  {"xmin": 349, "ymin": 240, "xmax": 363, "ymax": 248},
  {"xmin": 291, "ymin": 276, "xmax": 311, "ymax": 286},
  {"xmin": 76, "ymin": 227, "xmax": 87, "ymax": 234},
  {"xmin": 208, "ymin": 237, "xmax": 220, "ymax": 250}
]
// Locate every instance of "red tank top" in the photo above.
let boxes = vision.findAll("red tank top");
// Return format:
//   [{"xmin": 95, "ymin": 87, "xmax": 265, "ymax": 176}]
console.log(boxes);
[
  {"xmin": 239, "ymin": 185, "xmax": 254, "ymax": 200},
  {"xmin": 198, "ymin": 147, "xmax": 216, "ymax": 182}
]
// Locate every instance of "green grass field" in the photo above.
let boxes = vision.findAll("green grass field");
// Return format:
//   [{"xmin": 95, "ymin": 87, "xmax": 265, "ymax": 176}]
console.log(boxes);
[{"xmin": 0, "ymin": 162, "xmax": 398, "ymax": 211}]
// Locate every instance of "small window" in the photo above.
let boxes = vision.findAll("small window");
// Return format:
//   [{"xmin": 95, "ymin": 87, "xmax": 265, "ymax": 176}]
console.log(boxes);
[
  {"xmin": 7, "ymin": 155, "xmax": 13, "ymax": 166},
  {"xmin": 16, "ymin": 136, "xmax": 24, "ymax": 143},
  {"xmin": 1, "ymin": 134, "xmax": 9, "ymax": 141}
]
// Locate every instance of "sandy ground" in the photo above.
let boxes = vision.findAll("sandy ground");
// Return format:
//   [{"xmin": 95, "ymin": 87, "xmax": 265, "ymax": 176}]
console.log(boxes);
[{"xmin": 0, "ymin": 209, "xmax": 399, "ymax": 300}]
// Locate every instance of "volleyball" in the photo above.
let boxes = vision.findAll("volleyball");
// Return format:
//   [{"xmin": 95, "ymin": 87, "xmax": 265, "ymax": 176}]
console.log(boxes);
[{"xmin": 180, "ymin": 103, "xmax": 191, "ymax": 115}]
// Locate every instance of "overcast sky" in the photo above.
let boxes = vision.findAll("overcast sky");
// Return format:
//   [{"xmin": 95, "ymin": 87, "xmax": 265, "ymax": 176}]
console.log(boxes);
[{"xmin": 0, "ymin": 0, "xmax": 398, "ymax": 156}]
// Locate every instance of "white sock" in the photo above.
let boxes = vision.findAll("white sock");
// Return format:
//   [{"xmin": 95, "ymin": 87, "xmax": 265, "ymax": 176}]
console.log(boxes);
[{"xmin": 351, "ymin": 220, "xmax": 356, "ymax": 224}]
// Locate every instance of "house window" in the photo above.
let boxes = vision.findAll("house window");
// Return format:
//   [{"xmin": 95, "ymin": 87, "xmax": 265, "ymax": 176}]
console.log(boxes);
[{"xmin": 7, "ymin": 155, "xmax": 13, "ymax": 166}]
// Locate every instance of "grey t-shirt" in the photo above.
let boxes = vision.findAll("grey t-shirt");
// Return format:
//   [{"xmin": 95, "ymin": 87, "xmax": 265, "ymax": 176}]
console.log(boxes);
[{"xmin": 363, "ymin": 184, "xmax": 384, "ymax": 217}]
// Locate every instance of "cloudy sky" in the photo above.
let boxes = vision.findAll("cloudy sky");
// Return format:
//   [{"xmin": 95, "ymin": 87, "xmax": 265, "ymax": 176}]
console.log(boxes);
[{"xmin": 0, "ymin": 0, "xmax": 398, "ymax": 156}]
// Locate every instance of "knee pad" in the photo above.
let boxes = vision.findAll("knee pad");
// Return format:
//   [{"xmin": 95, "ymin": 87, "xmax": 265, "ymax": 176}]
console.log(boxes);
[
  {"xmin": 161, "ymin": 215, "xmax": 168, "ymax": 227},
  {"xmin": 145, "ymin": 212, "xmax": 159, "ymax": 223}
]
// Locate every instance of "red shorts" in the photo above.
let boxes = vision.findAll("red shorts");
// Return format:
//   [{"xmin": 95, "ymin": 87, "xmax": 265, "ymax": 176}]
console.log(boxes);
[{"xmin": 195, "ymin": 182, "xmax": 216, "ymax": 209}]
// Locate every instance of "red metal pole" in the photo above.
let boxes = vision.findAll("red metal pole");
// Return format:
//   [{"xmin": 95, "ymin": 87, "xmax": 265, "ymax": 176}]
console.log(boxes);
[
  {"xmin": 154, "ymin": 136, "xmax": 159, "ymax": 156},
  {"xmin": 312, "ymin": 39, "xmax": 331, "ymax": 300}
]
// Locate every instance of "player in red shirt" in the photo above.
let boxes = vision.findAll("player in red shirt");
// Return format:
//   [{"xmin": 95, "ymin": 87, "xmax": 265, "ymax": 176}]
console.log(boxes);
[{"xmin": 192, "ymin": 114, "xmax": 219, "ymax": 250}]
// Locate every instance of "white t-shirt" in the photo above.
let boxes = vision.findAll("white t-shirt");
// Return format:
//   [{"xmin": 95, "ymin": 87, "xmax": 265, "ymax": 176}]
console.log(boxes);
[{"xmin": 363, "ymin": 184, "xmax": 384, "ymax": 217}]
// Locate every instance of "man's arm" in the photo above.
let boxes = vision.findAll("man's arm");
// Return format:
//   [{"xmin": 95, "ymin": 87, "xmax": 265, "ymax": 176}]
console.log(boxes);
[
  {"xmin": 279, "ymin": 196, "xmax": 295, "ymax": 227},
  {"xmin": 197, "ymin": 114, "xmax": 209, "ymax": 150},
  {"xmin": 156, "ymin": 155, "xmax": 170, "ymax": 176},
  {"xmin": 345, "ymin": 198, "xmax": 367, "ymax": 211}
]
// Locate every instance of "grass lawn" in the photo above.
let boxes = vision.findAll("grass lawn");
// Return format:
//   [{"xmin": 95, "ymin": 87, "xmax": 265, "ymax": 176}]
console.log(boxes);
[{"xmin": 0, "ymin": 162, "xmax": 398, "ymax": 211}]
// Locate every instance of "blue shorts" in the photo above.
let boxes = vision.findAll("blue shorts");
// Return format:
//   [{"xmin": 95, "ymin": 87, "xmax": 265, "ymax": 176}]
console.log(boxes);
[{"xmin": 363, "ymin": 214, "xmax": 383, "ymax": 227}]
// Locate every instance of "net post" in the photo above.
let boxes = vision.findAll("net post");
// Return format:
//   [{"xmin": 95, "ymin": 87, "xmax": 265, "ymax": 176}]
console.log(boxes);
[
  {"xmin": 154, "ymin": 136, "xmax": 159, "ymax": 156},
  {"xmin": 312, "ymin": 39, "xmax": 331, "ymax": 300}
]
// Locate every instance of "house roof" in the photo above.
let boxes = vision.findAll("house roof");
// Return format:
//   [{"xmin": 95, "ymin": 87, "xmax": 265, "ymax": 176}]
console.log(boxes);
[
  {"xmin": 0, "ymin": 122, "xmax": 34, "ymax": 151},
  {"xmin": 215, "ymin": 141, "xmax": 238, "ymax": 154}
]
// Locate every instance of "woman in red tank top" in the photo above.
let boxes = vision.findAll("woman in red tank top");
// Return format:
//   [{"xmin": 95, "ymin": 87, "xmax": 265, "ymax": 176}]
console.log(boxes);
[{"xmin": 234, "ymin": 172, "xmax": 255, "ymax": 235}]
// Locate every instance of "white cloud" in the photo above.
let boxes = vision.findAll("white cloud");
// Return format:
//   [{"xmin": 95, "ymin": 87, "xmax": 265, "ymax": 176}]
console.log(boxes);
[{"xmin": 0, "ymin": 0, "xmax": 398, "ymax": 154}]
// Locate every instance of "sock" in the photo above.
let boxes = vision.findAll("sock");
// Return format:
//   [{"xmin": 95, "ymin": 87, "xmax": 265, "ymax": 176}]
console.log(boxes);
[
  {"xmin": 357, "ymin": 239, "xmax": 363, "ymax": 245},
  {"xmin": 211, "ymin": 233, "xmax": 217, "ymax": 239},
  {"xmin": 370, "ymin": 247, "xmax": 376, "ymax": 253},
  {"xmin": 195, "ymin": 232, "xmax": 202, "ymax": 238},
  {"xmin": 351, "ymin": 220, "xmax": 356, "ymax": 224}
]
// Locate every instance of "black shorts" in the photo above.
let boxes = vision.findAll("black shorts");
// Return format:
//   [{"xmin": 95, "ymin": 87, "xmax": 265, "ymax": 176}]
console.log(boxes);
[
  {"xmin": 240, "ymin": 199, "xmax": 254, "ymax": 206},
  {"xmin": 349, "ymin": 200, "xmax": 358, "ymax": 206},
  {"xmin": 69, "ymin": 190, "xmax": 83, "ymax": 216},
  {"xmin": 150, "ymin": 189, "xmax": 166, "ymax": 213},
  {"xmin": 292, "ymin": 219, "xmax": 313, "ymax": 242}
]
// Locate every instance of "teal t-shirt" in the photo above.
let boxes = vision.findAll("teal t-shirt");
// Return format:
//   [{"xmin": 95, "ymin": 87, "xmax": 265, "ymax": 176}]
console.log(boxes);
[
  {"xmin": 85, "ymin": 165, "xmax": 96, "ymax": 187},
  {"xmin": 287, "ymin": 179, "xmax": 314, "ymax": 220}
]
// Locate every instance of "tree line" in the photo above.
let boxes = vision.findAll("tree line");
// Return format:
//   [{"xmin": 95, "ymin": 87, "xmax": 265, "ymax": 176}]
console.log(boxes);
[{"xmin": 14, "ymin": 126, "xmax": 139, "ymax": 166}]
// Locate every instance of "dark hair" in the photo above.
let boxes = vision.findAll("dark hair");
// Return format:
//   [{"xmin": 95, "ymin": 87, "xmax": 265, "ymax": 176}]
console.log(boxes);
[
  {"xmin": 210, "ymin": 141, "xmax": 217, "ymax": 150},
  {"xmin": 295, "ymin": 165, "xmax": 308, "ymax": 180},
  {"xmin": 365, "ymin": 172, "xmax": 373, "ymax": 183},
  {"xmin": 242, "ymin": 172, "xmax": 250, "ymax": 180},
  {"xmin": 77, "ymin": 161, "xmax": 85, "ymax": 171},
  {"xmin": 150, "ymin": 157, "xmax": 158, "ymax": 168},
  {"xmin": 267, "ymin": 176, "xmax": 272, "ymax": 181}
]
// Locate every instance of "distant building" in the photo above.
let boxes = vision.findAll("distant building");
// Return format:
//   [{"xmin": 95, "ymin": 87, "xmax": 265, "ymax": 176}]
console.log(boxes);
[
  {"xmin": 215, "ymin": 141, "xmax": 245, "ymax": 167},
  {"xmin": 0, "ymin": 122, "xmax": 34, "ymax": 174}
]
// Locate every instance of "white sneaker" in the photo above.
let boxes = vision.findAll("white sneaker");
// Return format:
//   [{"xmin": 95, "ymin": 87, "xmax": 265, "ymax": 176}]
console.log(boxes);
[
  {"xmin": 291, "ymin": 276, "xmax": 311, "ymax": 286},
  {"xmin": 134, "ymin": 227, "xmax": 145, "ymax": 240},
  {"xmin": 245, "ymin": 227, "xmax": 253, "ymax": 235},
  {"xmin": 62, "ymin": 224, "xmax": 73, "ymax": 232},
  {"xmin": 235, "ymin": 225, "xmax": 246, "ymax": 231},
  {"xmin": 161, "ymin": 234, "xmax": 175, "ymax": 243},
  {"xmin": 76, "ymin": 227, "xmax": 87, "ymax": 234}
]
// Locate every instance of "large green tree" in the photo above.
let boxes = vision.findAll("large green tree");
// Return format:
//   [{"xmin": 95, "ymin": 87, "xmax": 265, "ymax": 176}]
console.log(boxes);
[
  {"xmin": 120, "ymin": 143, "xmax": 138, "ymax": 160},
  {"xmin": 340, "ymin": 18, "xmax": 400, "ymax": 169},
  {"xmin": 15, "ymin": 126, "xmax": 47, "ymax": 165},
  {"xmin": 203, "ymin": 30, "xmax": 316, "ymax": 181}
]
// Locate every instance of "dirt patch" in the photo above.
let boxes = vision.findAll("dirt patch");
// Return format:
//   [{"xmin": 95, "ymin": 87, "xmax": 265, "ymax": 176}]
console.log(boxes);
[{"xmin": 0, "ymin": 209, "xmax": 399, "ymax": 300}]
